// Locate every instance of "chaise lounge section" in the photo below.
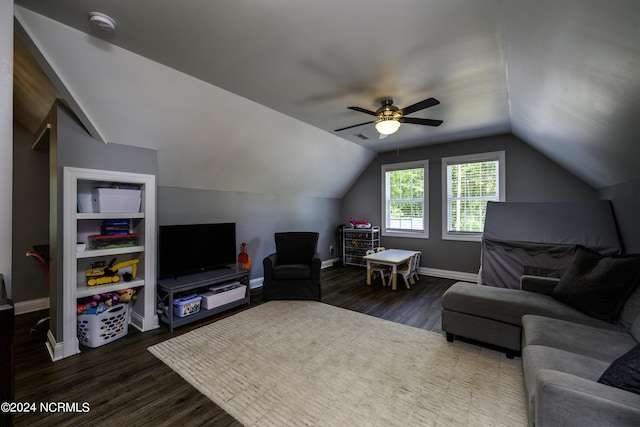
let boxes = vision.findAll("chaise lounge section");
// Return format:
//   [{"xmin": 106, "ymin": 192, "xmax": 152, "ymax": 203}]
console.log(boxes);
[
  {"xmin": 442, "ymin": 246, "xmax": 640, "ymax": 426},
  {"xmin": 442, "ymin": 275, "xmax": 623, "ymax": 357}
]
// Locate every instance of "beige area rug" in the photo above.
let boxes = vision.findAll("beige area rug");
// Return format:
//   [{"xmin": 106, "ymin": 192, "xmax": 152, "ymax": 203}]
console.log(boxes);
[{"xmin": 148, "ymin": 301, "xmax": 526, "ymax": 426}]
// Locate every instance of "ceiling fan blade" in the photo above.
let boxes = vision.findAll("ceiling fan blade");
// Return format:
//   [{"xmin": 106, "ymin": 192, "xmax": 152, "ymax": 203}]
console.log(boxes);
[
  {"xmin": 399, "ymin": 117, "xmax": 443, "ymax": 127},
  {"xmin": 334, "ymin": 120, "xmax": 377, "ymax": 132},
  {"xmin": 347, "ymin": 106, "xmax": 379, "ymax": 117},
  {"xmin": 400, "ymin": 97, "xmax": 440, "ymax": 115}
]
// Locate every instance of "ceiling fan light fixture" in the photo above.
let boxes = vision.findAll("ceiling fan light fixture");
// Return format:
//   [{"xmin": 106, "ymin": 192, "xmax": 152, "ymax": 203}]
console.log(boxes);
[{"xmin": 375, "ymin": 119, "xmax": 401, "ymax": 135}]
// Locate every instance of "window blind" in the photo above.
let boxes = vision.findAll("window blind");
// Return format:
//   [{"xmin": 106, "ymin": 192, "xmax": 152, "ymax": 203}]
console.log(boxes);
[{"xmin": 446, "ymin": 160, "xmax": 499, "ymax": 233}]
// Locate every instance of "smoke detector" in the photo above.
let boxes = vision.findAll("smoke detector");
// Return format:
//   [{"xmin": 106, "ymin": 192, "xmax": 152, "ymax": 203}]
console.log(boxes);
[{"xmin": 89, "ymin": 12, "xmax": 117, "ymax": 33}]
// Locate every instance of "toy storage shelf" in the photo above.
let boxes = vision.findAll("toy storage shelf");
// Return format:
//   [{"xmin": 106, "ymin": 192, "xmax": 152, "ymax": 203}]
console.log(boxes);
[
  {"xmin": 343, "ymin": 226, "xmax": 380, "ymax": 267},
  {"xmin": 76, "ymin": 278, "xmax": 145, "ymax": 299},
  {"xmin": 76, "ymin": 246, "xmax": 145, "ymax": 259},
  {"xmin": 62, "ymin": 167, "xmax": 159, "ymax": 359},
  {"xmin": 77, "ymin": 212, "xmax": 145, "ymax": 220},
  {"xmin": 157, "ymin": 265, "xmax": 250, "ymax": 332}
]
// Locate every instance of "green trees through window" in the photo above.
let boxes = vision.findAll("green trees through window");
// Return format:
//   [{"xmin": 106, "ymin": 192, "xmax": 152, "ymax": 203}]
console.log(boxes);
[
  {"xmin": 388, "ymin": 167, "xmax": 424, "ymax": 230},
  {"xmin": 382, "ymin": 160, "xmax": 428, "ymax": 238}
]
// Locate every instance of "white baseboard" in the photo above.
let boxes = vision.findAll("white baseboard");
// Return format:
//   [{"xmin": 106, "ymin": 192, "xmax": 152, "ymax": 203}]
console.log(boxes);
[
  {"xmin": 14, "ymin": 297, "xmax": 49, "ymax": 315},
  {"xmin": 418, "ymin": 267, "xmax": 478, "ymax": 283},
  {"xmin": 322, "ymin": 258, "xmax": 340, "ymax": 269},
  {"xmin": 46, "ymin": 329, "xmax": 65, "ymax": 362},
  {"xmin": 250, "ymin": 277, "xmax": 263, "ymax": 289}
]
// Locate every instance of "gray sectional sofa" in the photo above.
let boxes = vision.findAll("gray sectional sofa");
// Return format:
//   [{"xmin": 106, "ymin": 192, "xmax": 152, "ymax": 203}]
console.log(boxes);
[{"xmin": 442, "ymin": 253, "xmax": 640, "ymax": 426}]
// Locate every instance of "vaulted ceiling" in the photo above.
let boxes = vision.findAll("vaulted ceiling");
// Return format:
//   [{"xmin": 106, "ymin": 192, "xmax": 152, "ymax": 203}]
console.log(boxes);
[{"xmin": 13, "ymin": 0, "xmax": 640, "ymax": 198}]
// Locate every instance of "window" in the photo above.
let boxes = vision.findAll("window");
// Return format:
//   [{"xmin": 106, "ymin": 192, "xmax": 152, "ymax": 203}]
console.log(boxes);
[
  {"xmin": 442, "ymin": 151, "xmax": 505, "ymax": 241},
  {"xmin": 381, "ymin": 160, "xmax": 428, "ymax": 239}
]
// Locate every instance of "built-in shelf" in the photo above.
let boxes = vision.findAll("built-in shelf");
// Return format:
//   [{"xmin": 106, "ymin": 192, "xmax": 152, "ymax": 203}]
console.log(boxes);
[
  {"xmin": 57, "ymin": 167, "xmax": 158, "ymax": 361},
  {"xmin": 76, "ymin": 278, "xmax": 145, "ymax": 299},
  {"xmin": 76, "ymin": 246, "xmax": 145, "ymax": 259},
  {"xmin": 77, "ymin": 212, "xmax": 145, "ymax": 220}
]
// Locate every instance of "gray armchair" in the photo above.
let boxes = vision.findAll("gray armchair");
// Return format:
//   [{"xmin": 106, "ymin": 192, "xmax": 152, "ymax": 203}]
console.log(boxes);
[{"xmin": 263, "ymin": 232, "xmax": 321, "ymax": 301}]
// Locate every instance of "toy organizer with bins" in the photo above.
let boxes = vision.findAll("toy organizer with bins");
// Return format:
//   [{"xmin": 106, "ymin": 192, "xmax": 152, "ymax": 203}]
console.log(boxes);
[
  {"xmin": 61, "ymin": 167, "xmax": 158, "ymax": 358},
  {"xmin": 343, "ymin": 226, "xmax": 380, "ymax": 266}
]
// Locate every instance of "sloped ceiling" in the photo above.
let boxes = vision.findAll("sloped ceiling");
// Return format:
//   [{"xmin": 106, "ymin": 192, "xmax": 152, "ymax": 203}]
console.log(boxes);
[{"xmin": 13, "ymin": 0, "xmax": 640, "ymax": 196}]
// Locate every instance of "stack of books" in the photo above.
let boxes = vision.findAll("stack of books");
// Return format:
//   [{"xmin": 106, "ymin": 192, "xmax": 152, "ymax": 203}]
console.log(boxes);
[
  {"xmin": 101, "ymin": 219, "xmax": 131, "ymax": 235},
  {"xmin": 88, "ymin": 220, "xmax": 139, "ymax": 250}
]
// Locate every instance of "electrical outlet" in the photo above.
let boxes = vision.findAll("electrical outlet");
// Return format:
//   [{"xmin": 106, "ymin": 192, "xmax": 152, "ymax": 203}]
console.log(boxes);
[{"xmin": 329, "ymin": 245, "xmax": 334, "ymax": 254}]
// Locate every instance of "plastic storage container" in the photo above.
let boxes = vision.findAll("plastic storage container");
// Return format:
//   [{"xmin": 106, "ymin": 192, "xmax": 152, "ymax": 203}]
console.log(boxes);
[
  {"xmin": 173, "ymin": 294, "xmax": 202, "ymax": 317},
  {"xmin": 77, "ymin": 304, "xmax": 129, "ymax": 348},
  {"xmin": 88, "ymin": 234, "xmax": 139, "ymax": 250},
  {"xmin": 200, "ymin": 283, "xmax": 246, "ymax": 310},
  {"xmin": 92, "ymin": 188, "xmax": 141, "ymax": 213}
]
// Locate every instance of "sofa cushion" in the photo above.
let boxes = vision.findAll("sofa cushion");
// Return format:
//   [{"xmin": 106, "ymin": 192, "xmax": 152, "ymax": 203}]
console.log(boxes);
[
  {"xmin": 272, "ymin": 264, "xmax": 312, "ymax": 280},
  {"xmin": 598, "ymin": 345, "xmax": 640, "ymax": 395},
  {"xmin": 275, "ymin": 232, "xmax": 319, "ymax": 265},
  {"xmin": 442, "ymin": 282, "xmax": 621, "ymax": 330},
  {"xmin": 550, "ymin": 246, "xmax": 640, "ymax": 322},
  {"xmin": 522, "ymin": 315, "xmax": 636, "ymax": 363}
]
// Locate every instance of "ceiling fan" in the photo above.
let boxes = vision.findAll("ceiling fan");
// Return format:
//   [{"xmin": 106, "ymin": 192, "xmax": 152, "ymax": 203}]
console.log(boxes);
[{"xmin": 334, "ymin": 97, "xmax": 443, "ymax": 136}]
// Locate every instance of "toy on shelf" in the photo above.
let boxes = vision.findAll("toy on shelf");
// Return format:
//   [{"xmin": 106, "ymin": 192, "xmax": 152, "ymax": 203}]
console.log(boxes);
[
  {"xmin": 118, "ymin": 288, "xmax": 137, "ymax": 303},
  {"xmin": 238, "ymin": 242, "xmax": 251, "ymax": 269},
  {"xmin": 349, "ymin": 218, "xmax": 371, "ymax": 229},
  {"xmin": 85, "ymin": 257, "xmax": 139, "ymax": 286},
  {"xmin": 77, "ymin": 288, "xmax": 137, "ymax": 314}
]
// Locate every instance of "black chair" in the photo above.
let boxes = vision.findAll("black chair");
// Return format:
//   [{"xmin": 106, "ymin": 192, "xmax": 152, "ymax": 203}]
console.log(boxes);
[{"xmin": 263, "ymin": 232, "xmax": 321, "ymax": 301}]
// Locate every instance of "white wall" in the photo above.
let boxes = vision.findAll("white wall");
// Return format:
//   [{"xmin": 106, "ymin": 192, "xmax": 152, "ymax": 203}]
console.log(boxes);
[{"xmin": 0, "ymin": 0, "xmax": 13, "ymax": 295}]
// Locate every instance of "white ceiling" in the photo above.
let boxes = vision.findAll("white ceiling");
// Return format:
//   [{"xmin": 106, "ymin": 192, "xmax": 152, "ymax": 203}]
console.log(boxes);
[{"xmin": 13, "ymin": 0, "xmax": 640, "ymax": 196}]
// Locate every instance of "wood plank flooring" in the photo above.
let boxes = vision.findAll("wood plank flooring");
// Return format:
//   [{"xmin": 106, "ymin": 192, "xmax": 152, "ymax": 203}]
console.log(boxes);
[{"xmin": 10, "ymin": 267, "xmax": 457, "ymax": 426}]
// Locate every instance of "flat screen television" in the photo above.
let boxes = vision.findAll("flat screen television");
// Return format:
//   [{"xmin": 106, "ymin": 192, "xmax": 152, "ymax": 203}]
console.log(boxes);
[{"xmin": 158, "ymin": 222, "xmax": 236, "ymax": 279}]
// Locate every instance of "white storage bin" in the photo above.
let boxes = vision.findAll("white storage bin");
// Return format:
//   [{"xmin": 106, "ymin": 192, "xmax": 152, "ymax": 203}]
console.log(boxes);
[
  {"xmin": 92, "ymin": 188, "xmax": 141, "ymax": 213},
  {"xmin": 77, "ymin": 304, "xmax": 129, "ymax": 348},
  {"xmin": 200, "ymin": 283, "xmax": 246, "ymax": 310},
  {"xmin": 78, "ymin": 193, "xmax": 94, "ymax": 213}
]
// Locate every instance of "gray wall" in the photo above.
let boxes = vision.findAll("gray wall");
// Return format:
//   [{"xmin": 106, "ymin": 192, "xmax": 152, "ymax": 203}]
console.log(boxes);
[
  {"xmin": 12, "ymin": 122, "xmax": 49, "ymax": 302},
  {"xmin": 599, "ymin": 178, "xmax": 640, "ymax": 254},
  {"xmin": 158, "ymin": 186, "xmax": 342, "ymax": 280},
  {"xmin": 341, "ymin": 134, "xmax": 598, "ymax": 274}
]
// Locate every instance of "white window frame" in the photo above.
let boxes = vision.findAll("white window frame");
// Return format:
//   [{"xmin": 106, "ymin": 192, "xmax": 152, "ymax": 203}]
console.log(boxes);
[
  {"xmin": 381, "ymin": 160, "xmax": 429, "ymax": 239},
  {"xmin": 441, "ymin": 151, "xmax": 505, "ymax": 242}
]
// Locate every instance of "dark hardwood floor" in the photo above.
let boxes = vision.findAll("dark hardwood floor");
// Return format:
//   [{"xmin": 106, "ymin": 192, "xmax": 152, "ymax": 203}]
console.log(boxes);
[{"xmin": 10, "ymin": 267, "xmax": 456, "ymax": 426}]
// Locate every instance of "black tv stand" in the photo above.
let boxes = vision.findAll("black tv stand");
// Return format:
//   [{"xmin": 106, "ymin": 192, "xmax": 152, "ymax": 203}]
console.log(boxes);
[{"xmin": 156, "ymin": 264, "xmax": 250, "ymax": 332}]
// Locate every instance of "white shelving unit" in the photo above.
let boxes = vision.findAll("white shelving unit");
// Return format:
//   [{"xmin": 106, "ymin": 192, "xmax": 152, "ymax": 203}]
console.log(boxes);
[
  {"xmin": 343, "ymin": 226, "xmax": 380, "ymax": 267},
  {"xmin": 56, "ymin": 167, "xmax": 158, "ymax": 360}
]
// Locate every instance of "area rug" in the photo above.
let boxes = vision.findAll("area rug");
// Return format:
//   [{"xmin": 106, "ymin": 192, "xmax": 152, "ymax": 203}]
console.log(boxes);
[{"xmin": 148, "ymin": 301, "xmax": 526, "ymax": 426}]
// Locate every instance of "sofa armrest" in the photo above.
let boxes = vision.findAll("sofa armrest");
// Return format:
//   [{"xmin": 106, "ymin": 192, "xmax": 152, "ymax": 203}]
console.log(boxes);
[
  {"xmin": 311, "ymin": 253, "xmax": 321, "ymax": 283},
  {"xmin": 536, "ymin": 369, "xmax": 640, "ymax": 427},
  {"xmin": 520, "ymin": 275, "xmax": 560, "ymax": 294},
  {"xmin": 263, "ymin": 253, "xmax": 278, "ymax": 279}
]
